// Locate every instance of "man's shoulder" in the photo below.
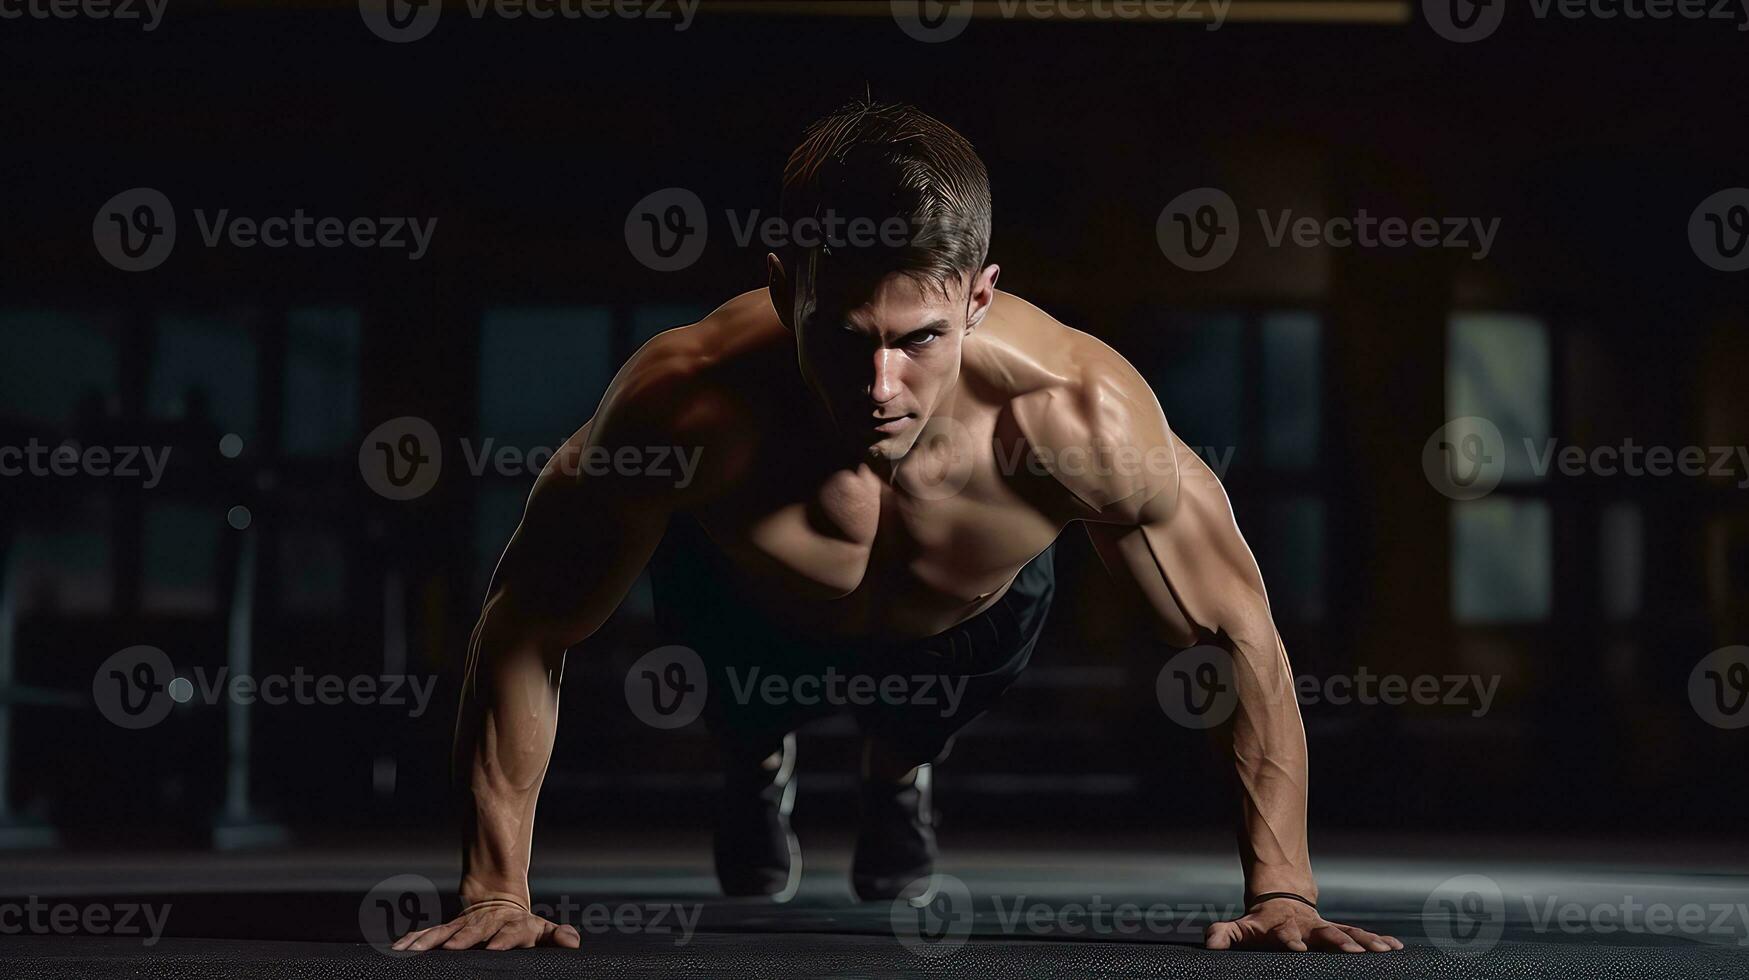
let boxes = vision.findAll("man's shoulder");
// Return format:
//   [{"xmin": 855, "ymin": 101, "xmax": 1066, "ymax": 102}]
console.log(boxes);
[
  {"xmin": 604, "ymin": 290, "xmax": 788, "ymax": 434},
  {"xmin": 977, "ymin": 292, "xmax": 1178, "ymax": 519},
  {"xmin": 977, "ymin": 291, "xmax": 1166, "ymax": 441}
]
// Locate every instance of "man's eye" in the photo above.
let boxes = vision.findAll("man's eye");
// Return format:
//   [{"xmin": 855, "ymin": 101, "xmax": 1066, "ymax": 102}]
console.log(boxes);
[{"xmin": 906, "ymin": 331, "xmax": 939, "ymax": 347}]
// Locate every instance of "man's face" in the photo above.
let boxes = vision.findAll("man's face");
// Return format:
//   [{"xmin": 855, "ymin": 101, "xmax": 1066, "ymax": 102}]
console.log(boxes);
[{"xmin": 789, "ymin": 268, "xmax": 979, "ymax": 463}]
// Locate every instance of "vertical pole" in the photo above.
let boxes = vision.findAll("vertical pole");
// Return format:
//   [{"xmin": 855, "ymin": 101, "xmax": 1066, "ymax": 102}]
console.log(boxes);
[
  {"xmin": 375, "ymin": 568, "xmax": 405, "ymax": 801},
  {"xmin": 222, "ymin": 530, "xmax": 256, "ymax": 824}
]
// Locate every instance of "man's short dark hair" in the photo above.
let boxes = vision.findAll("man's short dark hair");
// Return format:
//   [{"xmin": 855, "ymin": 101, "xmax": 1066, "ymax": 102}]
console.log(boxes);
[{"xmin": 779, "ymin": 99, "xmax": 992, "ymax": 297}]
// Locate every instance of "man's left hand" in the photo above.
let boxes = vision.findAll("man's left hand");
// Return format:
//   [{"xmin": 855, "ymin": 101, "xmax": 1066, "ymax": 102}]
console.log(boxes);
[{"xmin": 1204, "ymin": 898, "xmax": 1402, "ymax": 952}]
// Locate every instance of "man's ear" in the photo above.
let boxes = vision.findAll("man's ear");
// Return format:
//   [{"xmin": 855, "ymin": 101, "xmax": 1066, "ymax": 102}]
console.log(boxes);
[
  {"xmin": 766, "ymin": 253, "xmax": 795, "ymax": 332},
  {"xmin": 965, "ymin": 263, "xmax": 1001, "ymax": 332}
]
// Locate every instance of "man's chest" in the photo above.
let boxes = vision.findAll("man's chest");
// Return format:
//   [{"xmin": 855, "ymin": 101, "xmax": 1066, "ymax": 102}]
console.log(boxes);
[{"xmin": 689, "ymin": 424, "xmax": 1066, "ymax": 637}]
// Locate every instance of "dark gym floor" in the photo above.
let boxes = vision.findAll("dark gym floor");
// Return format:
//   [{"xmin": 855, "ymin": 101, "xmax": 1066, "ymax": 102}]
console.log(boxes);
[{"xmin": 3, "ymin": 832, "xmax": 1746, "ymax": 978}]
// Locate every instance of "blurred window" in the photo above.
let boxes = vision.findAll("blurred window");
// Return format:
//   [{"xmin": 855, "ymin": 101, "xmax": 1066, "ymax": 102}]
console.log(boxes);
[{"xmin": 1448, "ymin": 313, "xmax": 1552, "ymax": 623}]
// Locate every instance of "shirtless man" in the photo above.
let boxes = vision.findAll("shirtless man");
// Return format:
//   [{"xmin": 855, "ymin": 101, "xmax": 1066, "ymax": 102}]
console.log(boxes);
[{"xmin": 393, "ymin": 100, "xmax": 1401, "ymax": 956}]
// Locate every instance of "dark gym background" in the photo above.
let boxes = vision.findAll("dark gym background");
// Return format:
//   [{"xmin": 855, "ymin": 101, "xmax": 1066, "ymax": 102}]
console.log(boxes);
[{"xmin": 2, "ymin": 0, "xmax": 1747, "ymax": 867}]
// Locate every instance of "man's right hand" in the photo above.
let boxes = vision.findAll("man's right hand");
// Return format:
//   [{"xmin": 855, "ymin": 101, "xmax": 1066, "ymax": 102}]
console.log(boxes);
[{"xmin": 391, "ymin": 900, "xmax": 581, "ymax": 952}]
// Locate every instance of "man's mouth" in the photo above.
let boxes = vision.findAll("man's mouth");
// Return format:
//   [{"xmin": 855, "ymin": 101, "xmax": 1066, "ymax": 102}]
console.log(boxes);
[{"xmin": 869, "ymin": 414, "xmax": 914, "ymax": 434}]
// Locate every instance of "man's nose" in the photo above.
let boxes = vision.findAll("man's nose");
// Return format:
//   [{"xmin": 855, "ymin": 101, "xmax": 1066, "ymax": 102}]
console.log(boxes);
[{"xmin": 868, "ymin": 348, "xmax": 902, "ymax": 406}]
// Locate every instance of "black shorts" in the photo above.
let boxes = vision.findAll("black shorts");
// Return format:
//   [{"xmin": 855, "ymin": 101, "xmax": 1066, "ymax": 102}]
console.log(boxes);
[{"xmin": 648, "ymin": 513, "xmax": 1056, "ymax": 765}]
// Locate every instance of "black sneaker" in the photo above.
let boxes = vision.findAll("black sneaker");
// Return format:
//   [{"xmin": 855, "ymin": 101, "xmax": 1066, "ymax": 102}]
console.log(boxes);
[
  {"xmin": 851, "ymin": 763, "xmax": 937, "ymax": 902},
  {"xmin": 712, "ymin": 732, "xmax": 800, "ymax": 901}
]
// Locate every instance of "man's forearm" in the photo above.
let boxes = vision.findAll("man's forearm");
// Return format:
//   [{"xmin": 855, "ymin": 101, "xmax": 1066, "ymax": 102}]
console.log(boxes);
[
  {"xmin": 1220, "ymin": 626, "xmax": 1316, "ymax": 902},
  {"xmin": 455, "ymin": 595, "xmax": 566, "ymax": 907}
]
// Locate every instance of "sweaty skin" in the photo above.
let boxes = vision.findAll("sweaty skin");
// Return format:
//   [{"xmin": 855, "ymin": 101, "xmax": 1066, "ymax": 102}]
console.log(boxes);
[{"xmin": 393, "ymin": 260, "xmax": 1401, "ymax": 954}]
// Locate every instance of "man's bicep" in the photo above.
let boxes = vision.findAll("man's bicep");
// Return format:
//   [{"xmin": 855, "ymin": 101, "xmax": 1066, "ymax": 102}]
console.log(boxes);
[
  {"xmin": 1089, "ymin": 440, "xmax": 1276, "ymax": 647},
  {"xmin": 1137, "ymin": 444, "xmax": 1277, "ymax": 645}
]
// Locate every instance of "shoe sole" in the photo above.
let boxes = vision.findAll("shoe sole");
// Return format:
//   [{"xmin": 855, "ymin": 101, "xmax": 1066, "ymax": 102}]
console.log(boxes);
[{"xmin": 769, "ymin": 733, "xmax": 802, "ymax": 903}]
